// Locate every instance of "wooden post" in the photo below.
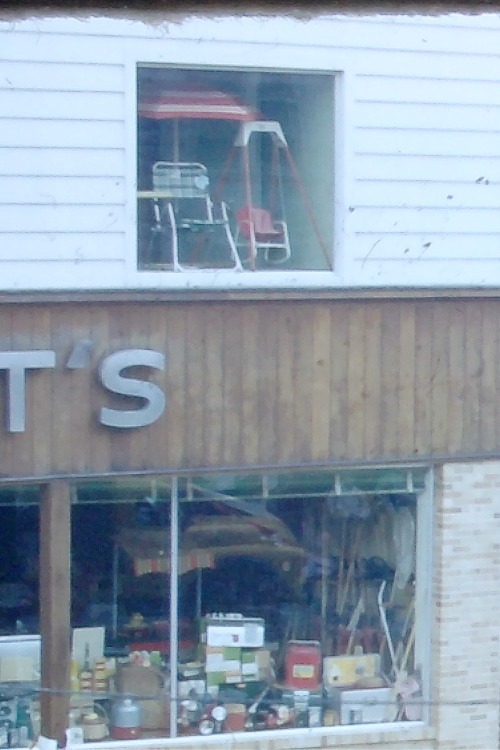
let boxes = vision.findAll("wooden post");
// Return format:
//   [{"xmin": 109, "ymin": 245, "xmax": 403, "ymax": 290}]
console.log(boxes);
[{"xmin": 40, "ymin": 480, "xmax": 71, "ymax": 745}]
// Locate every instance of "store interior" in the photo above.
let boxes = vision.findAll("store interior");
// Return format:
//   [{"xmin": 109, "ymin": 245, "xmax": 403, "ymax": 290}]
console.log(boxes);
[{"xmin": 0, "ymin": 467, "xmax": 427, "ymax": 742}]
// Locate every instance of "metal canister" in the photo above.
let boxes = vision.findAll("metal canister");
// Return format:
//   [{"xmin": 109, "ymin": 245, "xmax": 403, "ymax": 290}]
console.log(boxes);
[{"xmin": 110, "ymin": 698, "xmax": 142, "ymax": 740}]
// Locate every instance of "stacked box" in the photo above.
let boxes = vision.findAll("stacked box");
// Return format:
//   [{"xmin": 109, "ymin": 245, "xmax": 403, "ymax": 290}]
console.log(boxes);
[
  {"xmin": 204, "ymin": 647, "xmax": 272, "ymax": 686},
  {"xmin": 241, "ymin": 648, "xmax": 271, "ymax": 682},
  {"xmin": 205, "ymin": 646, "xmax": 242, "ymax": 687},
  {"xmin": 201, "ymin": 615, "xmax": 268, "ymax": 689},
  {"xmin": 201, "ymin": 615, "xmax": 265, "ymax": 648}
]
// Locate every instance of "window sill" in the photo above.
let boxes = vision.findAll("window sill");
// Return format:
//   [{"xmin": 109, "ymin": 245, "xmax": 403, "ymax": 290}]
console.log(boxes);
[
  {"xmin": 77, "ymin": 722, "xmax": 435, "ymax": 750},
  {"xmin": 133, "ymin": 268, "xmax": 343, "ymax": 291}
]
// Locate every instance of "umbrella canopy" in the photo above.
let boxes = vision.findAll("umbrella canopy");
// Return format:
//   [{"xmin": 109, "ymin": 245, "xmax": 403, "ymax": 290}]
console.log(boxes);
[{"xmin": 139, "ymin": 89, "xmax": 260, "ymax": 122}]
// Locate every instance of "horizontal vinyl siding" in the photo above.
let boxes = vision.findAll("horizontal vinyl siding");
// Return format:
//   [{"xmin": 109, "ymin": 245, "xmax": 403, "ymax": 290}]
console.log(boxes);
[
  {"xmin": 347, "ymin": 28, "xmax": 500, "ymax": 285},
  {"xmin": 0, "ymin": 42, "xmax": 127, "ymax": 287},
  {"xmin": 1, "ymin": 176, "xmax": 126, "ymax": 205},
  {"xmin": 2, "ymin": 14, "xmax": 500, "ymax": 289}
]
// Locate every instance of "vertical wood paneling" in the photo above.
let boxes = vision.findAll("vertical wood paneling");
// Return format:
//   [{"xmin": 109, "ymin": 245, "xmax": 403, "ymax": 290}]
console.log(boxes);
[
  {"xmin": 30, "ymin": 308, "xmax": 52, "ymax": 477},
  {"xmin": 184, "ymin": 306, "xmax": 204, "ymax": 467},
  {"xmin": 430, "ymin": 301, "xmax": 450, "ymax": 454},
  {"xmin": 222, "ymin": 304, "xmax": 244, "ymax": 466},
  {"xmin": 256, "ymin": 304, "xmax": 280, "ymax": 464},
  {"xmin": 164, "ymin": 305, "xmax": 186, "ymax": 467},
  {"xmin": 346, "ymin": 306, "xmax": 365, "ymax": 457},
  {"xmin": 4, "ymin": 295, "xmax": 500, "ymax": 480},
  {"xmin": 87, "ymin": 306, "xmax": 112, "ymax": 474},
  {"xmin": 240, "ymin": 305, "xmax": 259, "ymax": 465},
  {"xmin": 66, "ymin": 304, "xmax": 93, "ymax": 474},
  {"xmin": 329, "ymin": 304, "xmax": 349, "ymax": 460},
  {"xmin": 0, "ymin": 306, "xmax": 14, "ymax": 472},
  {"xmin": 397, "ymin": 303, "xmax": 416, "ymax": 457},
  {"xmin": 292, "ymin": 304, "xmax": 314, "ymax": 463},
  {"xmin": 464, "ymin": 303, "xmax": 483, "ymax": 454},
  {"xmin": 311, "ymin": 303, "xmax": 332, "ymax": 461},
  {"xmin": 130, "ymin": 303, "xmax": 153, "ymax": 470},
  {"xmin": 447, "ymin": 302, "xmax": 466, "ymax": 453},
  {"xmin": 276, "ymin": 305, "xmax": 295, "ymax": 464},
  {"xmin": 9, "ymin": 306, "xmax": 35, "ymax": 477},
  {"xmin": 203, "ymin": 304, "xmax": 224, "ymax": 466},
  {"xmin": 363, "ymin": 303, "xmax": 383, "ymax": 459},
  {"xmin": 413, "ymin": 301, "xmax": 433, "ymax": 458},
  {"xmin": 50, "ymin": 308, "xmax": 73, "ymax": 473},
  {"xmin": 379, "ymin": 303, "xmax": 400, "ymax": 457},
  {"xmin": 106, "ymin": 306, "xmax": 132, "ymax": 473},
  {"xmin": 145, "ymin": 302, "xmax": 169, "ymax": 467},
  {"xmin": 479, "ymin": 300, "xmax": 498, "ymax": 452}
]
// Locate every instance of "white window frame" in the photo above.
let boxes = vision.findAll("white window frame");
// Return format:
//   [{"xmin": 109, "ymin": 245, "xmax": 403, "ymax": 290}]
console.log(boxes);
[
  {"xmin": 123, "ymin": 23, "xmax": 354, "ymax": 290},
  {"xmin": 170, "ymin": 465, "xmax": 433, "ymax": 739}
]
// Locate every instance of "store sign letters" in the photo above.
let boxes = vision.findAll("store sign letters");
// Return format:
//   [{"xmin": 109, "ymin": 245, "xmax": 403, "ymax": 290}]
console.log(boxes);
[{"xmin": 0, "ymin": 348, "xmax": 166, "ymax": 433}]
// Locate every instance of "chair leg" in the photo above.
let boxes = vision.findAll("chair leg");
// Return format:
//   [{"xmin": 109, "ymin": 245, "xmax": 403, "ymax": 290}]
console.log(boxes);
[
  {"xmin": 165, "ymin": 202, "xmax": 181, "ymax": 271},
  {"xmin": 221, "ymin": 202, "xmax": 243, "ymax": 271}
]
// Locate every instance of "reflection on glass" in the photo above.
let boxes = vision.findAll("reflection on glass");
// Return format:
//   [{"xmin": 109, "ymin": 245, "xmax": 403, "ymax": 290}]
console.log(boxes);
[
  {"xmin": 65, "ymin": 469, "xmax": 424, "ymax": 740},
  {"xmin": 137, "ymin": 68, "xmax": 335, "ymax": 272},
  {"xmin": 176, "ymin": 471, "xmax": 423, "ymax": 735}
]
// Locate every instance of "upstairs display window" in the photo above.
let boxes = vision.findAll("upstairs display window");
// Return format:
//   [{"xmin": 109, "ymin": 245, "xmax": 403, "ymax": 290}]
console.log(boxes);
[{"xmin": 137, "ymin": 66, "xmax": 335, "ymax": 273}]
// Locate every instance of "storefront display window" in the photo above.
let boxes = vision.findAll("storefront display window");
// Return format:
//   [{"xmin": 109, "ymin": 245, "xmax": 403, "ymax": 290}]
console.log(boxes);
[
  {"xmin": 0, "ymin": 486, "xmax": 41, "ymax": 748},
  {"xmin": 0, "ymin": 487, "xmax": 40, "ymax": 638},
  {"xmin": 137, "ymin": 67, "xmax": 335, "ymax": 272},
  {"xmin": 62, "ymin": 466, "xmax": 429, "ymax": 741}
]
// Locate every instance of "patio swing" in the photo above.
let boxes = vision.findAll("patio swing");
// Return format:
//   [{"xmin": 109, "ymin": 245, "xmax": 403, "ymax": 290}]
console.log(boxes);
[
  {"xmin": 215, "ymin": 120, "xmax": 331, "ymax": 270},
  {"xmin": 234, "ymin": 123, "xmax": 291, "ymax": 266}
]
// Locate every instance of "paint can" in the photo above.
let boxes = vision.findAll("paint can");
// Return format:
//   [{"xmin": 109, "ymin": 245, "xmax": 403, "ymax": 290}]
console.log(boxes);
[{"xmin": 110, "ymin": 698, "xmax": 142, "ymax": 740}]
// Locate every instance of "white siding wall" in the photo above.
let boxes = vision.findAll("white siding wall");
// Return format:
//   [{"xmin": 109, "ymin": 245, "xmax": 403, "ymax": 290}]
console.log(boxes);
[{"xmin": 1, "ymin": 12, "xmax": 500, "ymax": 290}]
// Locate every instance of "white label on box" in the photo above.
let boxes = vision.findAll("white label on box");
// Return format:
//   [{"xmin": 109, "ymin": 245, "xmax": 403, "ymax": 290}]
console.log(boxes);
[
  {"xmin": 243, "ymin": 624, "xmax": 264, "ymax": 647},
  {"xmin": 206, "ymin": 652, "xmax": 225, "ymax": 671},
  {"xmin": 224, "ymin": 659, "xmax": 241, "ymax": 672},
  {"xmin": 242, "ymin": 662, "xmax": 258, "ymax": 676},
  {"xmin": 207, "ymin": 626, "xmax": 244, "ymax": 646}
]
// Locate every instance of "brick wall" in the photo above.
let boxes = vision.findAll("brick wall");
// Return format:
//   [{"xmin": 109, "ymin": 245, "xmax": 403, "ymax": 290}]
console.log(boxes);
[{"xmin": 431, "ymin": 461, "xmax": 500, "ymax": 749}]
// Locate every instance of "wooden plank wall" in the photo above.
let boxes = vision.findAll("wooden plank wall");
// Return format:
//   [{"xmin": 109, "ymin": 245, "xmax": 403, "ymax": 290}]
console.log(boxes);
[{"xmin": 0, "ymin": 296, "xmax": 499, "ymax": 480}]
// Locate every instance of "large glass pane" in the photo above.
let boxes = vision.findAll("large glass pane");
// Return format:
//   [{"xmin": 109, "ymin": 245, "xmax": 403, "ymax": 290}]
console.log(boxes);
[
  {"xmin": 137, "ymin": 67, "xmax": 335, "ymax": 272},
  {"xmin": 70, "ymin": 479, "xmax": 172, "ymax": 743},
  {"xmin": 175, "ymin": 470, "xmax": 424, "ymax": 736},
  {"xmin": 0, "ymin": 486, "xmax": 41, "ymax": 749},
  {"xmin": 66, "ymin": 468, "xmax": 426, "ymax": 741}
]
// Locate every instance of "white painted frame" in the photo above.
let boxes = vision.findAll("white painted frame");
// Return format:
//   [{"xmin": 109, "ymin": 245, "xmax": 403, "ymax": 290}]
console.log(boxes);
[{"xmin": 122, "ymin": 30, "xmax": 353, "ymax": 290}]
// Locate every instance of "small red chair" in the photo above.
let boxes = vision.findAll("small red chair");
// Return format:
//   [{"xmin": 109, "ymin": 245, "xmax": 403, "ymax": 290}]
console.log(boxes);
[{"xmin": 236, "ymin": 205, "xmax": 291, "ymax": 265}]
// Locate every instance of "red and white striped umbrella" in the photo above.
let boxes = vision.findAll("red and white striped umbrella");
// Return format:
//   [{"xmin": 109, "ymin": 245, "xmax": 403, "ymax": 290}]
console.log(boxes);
[{"xmin": 139, "ymin": 89, "xmax": 259, "ymax": 121}]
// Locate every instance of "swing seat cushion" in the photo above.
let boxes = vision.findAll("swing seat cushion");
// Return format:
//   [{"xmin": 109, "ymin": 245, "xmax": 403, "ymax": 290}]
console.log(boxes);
[{"xmin": 236, "ymin": 206, "xmax": 284, "ymax": 241}]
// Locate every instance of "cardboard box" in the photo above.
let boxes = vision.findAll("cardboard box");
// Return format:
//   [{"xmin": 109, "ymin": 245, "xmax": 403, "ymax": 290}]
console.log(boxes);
[
  {"xmin": 323, "ymin": 653, "xmax": 380, "ymax": 689},
  {"xmin": 115, "ymin": 664, "xmax": 169, "ymax": 730},
  {"xmin": 241, "ymin": 648, "xmax": 271, "ymax": 682},
  {"xmin": 201, "ymin": 616, "xmax": 264, "ymax": 648},
  {"xmin": 205, "ymin": 646, "xmax": 242, "ymax": 685},
  {"xmin": 340, "ymin": 687, "xmax": 396, "ymax": 725}
]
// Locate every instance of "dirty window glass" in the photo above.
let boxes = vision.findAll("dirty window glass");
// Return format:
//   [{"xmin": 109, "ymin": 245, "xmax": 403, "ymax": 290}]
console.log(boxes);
[{"xmin": 137, "ymin": 67, "xmax": 335, "ymax": 273}]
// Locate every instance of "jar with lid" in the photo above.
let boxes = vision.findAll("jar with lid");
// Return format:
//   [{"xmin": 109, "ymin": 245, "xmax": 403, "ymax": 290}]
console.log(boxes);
[{"xmin": 110, "ymin": 698, "xmax": 141, "ymax": 740}]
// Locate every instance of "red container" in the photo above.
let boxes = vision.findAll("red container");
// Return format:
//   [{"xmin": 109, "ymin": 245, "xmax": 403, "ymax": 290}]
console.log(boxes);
[
  {"xmin": 284, "ymin": 640, "xmax": 321, "ymax": 690},
  {"xmin": 110, "ymin": 725, "xmax": 142, "ymax": 740}
]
